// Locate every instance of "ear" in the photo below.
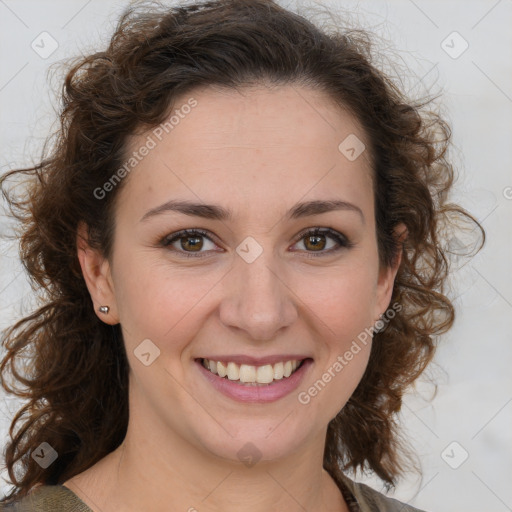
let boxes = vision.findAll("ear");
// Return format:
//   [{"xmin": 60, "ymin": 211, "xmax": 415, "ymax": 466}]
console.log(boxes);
[
  {"xmin": 373, "ymin": 222, "xmax": 407, "ymax": 321},
  {"xmin": 76, "ymin": 221, "xmax": 119, "ymax": 325}
]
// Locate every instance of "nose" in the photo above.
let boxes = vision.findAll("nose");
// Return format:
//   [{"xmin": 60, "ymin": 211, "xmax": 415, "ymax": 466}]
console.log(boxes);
[{"xmin": 218, "ymin": 253, "xmax": 298, "ymax": 342}]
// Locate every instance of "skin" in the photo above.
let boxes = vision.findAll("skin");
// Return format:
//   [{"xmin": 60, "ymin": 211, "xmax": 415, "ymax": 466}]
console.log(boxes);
[{"xmin": 67, "ymin": 84, "xmax": 405, "ymax": 512}]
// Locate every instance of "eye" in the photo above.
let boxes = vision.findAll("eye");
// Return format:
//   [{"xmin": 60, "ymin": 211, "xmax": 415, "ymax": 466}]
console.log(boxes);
[
  {"xmin": 290, "ymin": 227, "xmax": 354, "ymax": 257},
  {"xmin": 160, "ymin": 229, "xmax": 220, "ymax": 258},
  {"xmin": 159, "ymin": 227, "xmax": 353, "ymax": 259}
]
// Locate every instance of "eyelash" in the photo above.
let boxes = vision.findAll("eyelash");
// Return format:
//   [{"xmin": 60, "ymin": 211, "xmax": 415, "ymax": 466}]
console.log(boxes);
[{"xmin": 159, "ymin": 227, "xmax": 354, "ymax": 259}]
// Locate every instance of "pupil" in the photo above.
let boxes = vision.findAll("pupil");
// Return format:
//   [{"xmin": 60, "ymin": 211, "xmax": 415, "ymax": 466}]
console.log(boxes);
[
  {"xmin": 307, "ymin": 235, "xmax": 325, "ymax": 250},
  {"xmin": 183, "ymin": 236, "xmax": 202, "ymax": 251}
]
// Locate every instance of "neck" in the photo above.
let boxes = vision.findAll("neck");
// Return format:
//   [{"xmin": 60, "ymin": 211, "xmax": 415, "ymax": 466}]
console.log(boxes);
[{"xmin": 65, "ymin": 387, "xmax": 348, "ymax": 512}]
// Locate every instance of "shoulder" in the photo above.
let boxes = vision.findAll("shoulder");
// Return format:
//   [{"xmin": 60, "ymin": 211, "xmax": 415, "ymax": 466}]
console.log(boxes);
[
  {"xmin": 335, "ymin": 472, "xmax": 428, "ymax": 512},
  {"xmin": 0, "ymin": 485, "xmax": 92, "ymax": 512}
]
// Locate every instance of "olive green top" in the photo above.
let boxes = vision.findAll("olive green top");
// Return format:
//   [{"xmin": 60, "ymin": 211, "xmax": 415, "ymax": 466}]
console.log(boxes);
[{"xmin": 0, "ymin": 471, "xmax": 426, "ymax": 511}]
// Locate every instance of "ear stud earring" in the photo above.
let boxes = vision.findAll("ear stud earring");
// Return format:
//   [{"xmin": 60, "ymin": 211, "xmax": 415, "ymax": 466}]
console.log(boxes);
[{"xmin": 98, "ymin": 305, "xmax": 110, "ymax": 314}]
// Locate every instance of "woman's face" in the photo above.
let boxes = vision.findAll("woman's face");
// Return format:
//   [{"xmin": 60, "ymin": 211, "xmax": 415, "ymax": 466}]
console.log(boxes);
[{"xmin": 94, "ymin": 84, "xmax": 401, "ymax": 464}]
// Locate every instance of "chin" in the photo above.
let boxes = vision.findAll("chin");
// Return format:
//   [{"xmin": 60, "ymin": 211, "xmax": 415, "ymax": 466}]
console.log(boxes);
[{"xmin": 192, "ymin": 417, "xmax": 312, "ymax": 466}]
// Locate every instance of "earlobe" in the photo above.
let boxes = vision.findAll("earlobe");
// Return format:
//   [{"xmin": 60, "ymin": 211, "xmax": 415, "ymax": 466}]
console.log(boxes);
[{"xmin": 76, "ymin": 222, "xmax": 119, "ymax": 325}]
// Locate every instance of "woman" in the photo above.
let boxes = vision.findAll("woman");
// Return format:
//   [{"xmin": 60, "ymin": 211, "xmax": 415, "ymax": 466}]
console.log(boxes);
[{"xmin": 0, "ymin": 0, "xmax": 484, "ymax": 510}]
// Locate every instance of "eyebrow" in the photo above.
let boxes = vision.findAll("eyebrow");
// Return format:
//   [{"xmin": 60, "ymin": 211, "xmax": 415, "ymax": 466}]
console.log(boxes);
[{"xmin": 140, "ymin": 199, "xmax": 365, "ymax": 224}]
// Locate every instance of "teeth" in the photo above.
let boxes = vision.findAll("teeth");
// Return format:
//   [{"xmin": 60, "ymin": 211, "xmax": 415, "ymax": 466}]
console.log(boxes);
[
  {"xmin": 239, "ymin": 364, "xmax": 256, "ymax": 383},
  {"xmin": 256, "ymin": 364, "xmax": 274, "ymax": 384},
  {"xmin": 217, "ymin": 361, "xmax": 227, "ymax": 378},
  {"xmin": 273, "ymin": 362, "xmax": 284, "ymax": 379},
  {"xmin": 227, "ymin": 362, "xmax": 239, "ymax": 381},
  {"xmin": 201, "ymin": 358, "xmax": 304, "ymax": 384}
]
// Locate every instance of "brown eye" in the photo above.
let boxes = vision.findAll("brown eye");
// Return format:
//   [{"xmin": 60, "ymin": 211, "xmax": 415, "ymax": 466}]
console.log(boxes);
[
  {"xmin": 291, "ymin": 227, "xmax": 354, "ymax": 257},
  {"xmin": 179, "ymin": 234, "xmax": 204, "ymax": 252},
  {"xmin": 160, "ymin": 227, "xmax": 353, "ymax": 259},
  {"xmin": 161, "ymin": 229, "xmax": 219, "ymax": 258},
  {"xmin": 303, "ymin": 233, "xmax": 327, "ymax": 251}
]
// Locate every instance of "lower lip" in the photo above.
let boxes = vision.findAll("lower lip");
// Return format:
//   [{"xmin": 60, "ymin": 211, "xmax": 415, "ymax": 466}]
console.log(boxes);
[{"xmin": 195, "ymin": 358, "xmax": 313, "ymax": 403}]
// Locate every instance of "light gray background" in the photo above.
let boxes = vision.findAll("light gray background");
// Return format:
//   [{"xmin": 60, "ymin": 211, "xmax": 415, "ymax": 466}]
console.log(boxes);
[{"xmin": 1, "ymin": 1, "xmax": 511, "ymax": 511}]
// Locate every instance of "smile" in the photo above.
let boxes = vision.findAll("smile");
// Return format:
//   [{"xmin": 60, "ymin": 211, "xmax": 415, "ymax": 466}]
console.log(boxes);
[
  {"xmin": 201, "ymin": 358, "xmax": 303, "ymax": 385},
  {"xmin": 195, "ymin": 357, "xmax": 313, "ymax": 403}
]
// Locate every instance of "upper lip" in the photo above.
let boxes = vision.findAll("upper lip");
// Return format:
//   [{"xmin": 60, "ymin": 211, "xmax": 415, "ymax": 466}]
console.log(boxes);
[{"xmin": 197, "ymin": 354, "xmax": 313, "ymax": 366}]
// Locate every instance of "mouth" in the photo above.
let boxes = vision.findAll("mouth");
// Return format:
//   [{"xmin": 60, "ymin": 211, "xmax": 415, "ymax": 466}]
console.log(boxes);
[
  {"xmin": 197, "ymin": 357, "xmax": 307, "ymax": 386},
  {"xmin": 194, "ymin": 356, "xmax": 313, "ymax": 403}
]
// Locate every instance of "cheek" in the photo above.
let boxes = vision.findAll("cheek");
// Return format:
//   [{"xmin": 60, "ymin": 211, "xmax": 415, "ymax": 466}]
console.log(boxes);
[
  {"xmin": 293, "ymin": 265, "xmax": 376, "ymax": 403},
  {"xmin": 112, "ymin": 252, "xmax": 221, "ymax": 352},
  {"xmin": 297, "ymin": 332, "xmax": 372, "ymax": 425},
  {"xmin": 294, "ymin": 264, "xmax": 378, "ymax": 338}
]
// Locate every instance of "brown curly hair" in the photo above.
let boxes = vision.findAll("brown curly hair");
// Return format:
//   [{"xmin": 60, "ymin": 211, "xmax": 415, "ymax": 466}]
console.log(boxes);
[{"xmin": 0, "ymin": 0, "xmax": 484, "ymax": 503}]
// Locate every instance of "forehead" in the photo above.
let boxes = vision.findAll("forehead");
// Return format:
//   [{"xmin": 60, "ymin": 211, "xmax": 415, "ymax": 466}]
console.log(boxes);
[{"xmin": 119, "ymin": 84, "xmax": 374, "ymax": 224}]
